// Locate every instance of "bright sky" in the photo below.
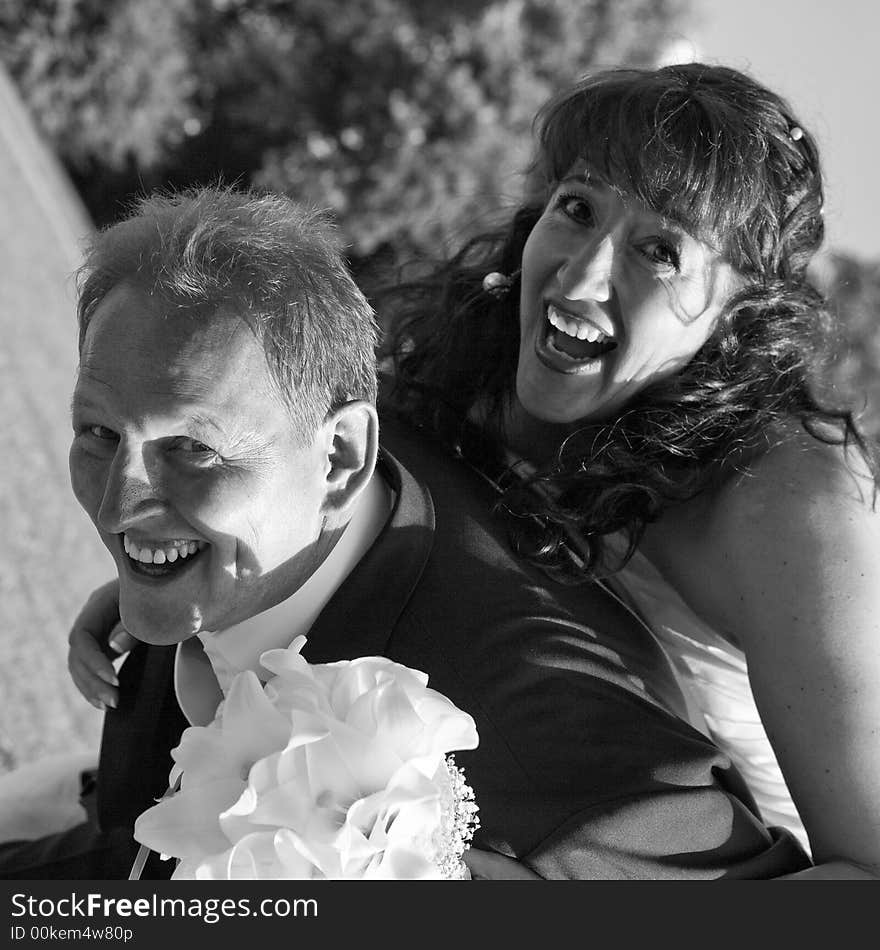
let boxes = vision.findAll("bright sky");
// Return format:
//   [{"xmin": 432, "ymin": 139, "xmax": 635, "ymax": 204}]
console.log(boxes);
[{"xmin": 659, "ymin": 0, "xmax": 878, "ymax": 262}]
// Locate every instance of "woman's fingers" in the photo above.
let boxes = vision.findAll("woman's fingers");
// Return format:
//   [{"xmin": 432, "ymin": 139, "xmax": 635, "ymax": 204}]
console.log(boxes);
[
  {"xmin": 107, "ymin": 623, "xmax": 137, "ymax": 657},
  {"xmin": 67, "ymin": 620, "xmax": 122, "ymax": 709}
]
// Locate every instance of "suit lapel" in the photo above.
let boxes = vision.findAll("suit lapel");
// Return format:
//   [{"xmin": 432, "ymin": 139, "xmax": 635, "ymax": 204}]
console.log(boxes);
[{"xmin": 302, "ymin": 445, "xmax": 434, "ymax": 663}]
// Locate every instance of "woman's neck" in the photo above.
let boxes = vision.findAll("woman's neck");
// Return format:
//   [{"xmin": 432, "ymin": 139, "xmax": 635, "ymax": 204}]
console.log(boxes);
[{"xmin": 499, "ymin": 399, "xmax": 586, "ymax": 468}]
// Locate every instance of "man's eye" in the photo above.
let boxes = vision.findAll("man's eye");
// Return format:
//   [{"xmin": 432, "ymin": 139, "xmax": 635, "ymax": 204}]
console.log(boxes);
[
  {"xmin": 175, "ymin": 437, "xmax": 214, "ymax": 453},
  {"xmin": 87, "ymin": 424, "xmax": 117, "ymax": 440},
  {"xmin": 554, "ymin": 192, "xmax": 595, "ymax": 226},
  {"xmin": 171, "ymin": 437, "xmax": 220, "ymax": 462}
]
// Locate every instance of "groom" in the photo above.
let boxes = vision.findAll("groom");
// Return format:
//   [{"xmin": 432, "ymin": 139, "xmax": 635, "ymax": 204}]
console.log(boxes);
[{"xmin": 1, "ymin": 187, "xmax": 808, "ymax": 878}]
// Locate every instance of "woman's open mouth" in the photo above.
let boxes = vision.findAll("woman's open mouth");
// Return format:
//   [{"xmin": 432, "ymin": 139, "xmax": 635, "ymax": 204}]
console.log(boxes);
[
  {"xmin": 120, "ymin": 534, "xmax": 208, "ymax": 579},
  {"xmin": 536, "ymin": 304, "xmax": 617, "ymax": 372}
]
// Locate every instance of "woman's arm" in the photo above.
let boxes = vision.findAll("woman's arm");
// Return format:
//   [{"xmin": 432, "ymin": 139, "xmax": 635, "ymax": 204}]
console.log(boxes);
[
  {"xmin": 704, "ymin": 436, "xmax": 880, "ymax": 878},
  {"xmin": 465, "ymin": 848, "xmax": 540, "ymax": 880},
  {"xmin": 67, "ymin": 578, "xmax": 129, "ymax": 710}
]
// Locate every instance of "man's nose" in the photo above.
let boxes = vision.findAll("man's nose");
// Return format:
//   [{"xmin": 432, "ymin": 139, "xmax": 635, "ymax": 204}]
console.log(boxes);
[
  {"xmin": 557, "ymin": 233, "xmax": 614, "ymax": 303},
  {"xmin": 97, "ymin": 444, "xmax": 164, "ymax": 534}
]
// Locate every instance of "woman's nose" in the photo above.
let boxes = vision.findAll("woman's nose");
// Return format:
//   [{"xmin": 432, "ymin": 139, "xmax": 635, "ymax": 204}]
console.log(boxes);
[{"xmin": 557, "ymin": 234, "xmax": 614, "ymax": 303}]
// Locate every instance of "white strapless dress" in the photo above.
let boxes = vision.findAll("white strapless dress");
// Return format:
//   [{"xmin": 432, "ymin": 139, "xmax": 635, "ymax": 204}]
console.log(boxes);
[{"xmin": 610, "ymin": 548, "xmax": 810, "ymax": 854}]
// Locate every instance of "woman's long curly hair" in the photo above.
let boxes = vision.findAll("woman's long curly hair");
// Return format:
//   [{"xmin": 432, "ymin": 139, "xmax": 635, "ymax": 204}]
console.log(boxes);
[{"xmin": 379, "ymin": 62, "xmax": 878, "ymax": 577}]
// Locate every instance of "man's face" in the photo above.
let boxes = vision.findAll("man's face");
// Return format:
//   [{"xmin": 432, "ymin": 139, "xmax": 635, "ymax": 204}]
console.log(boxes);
[{"xmin": 70, "ymin": 283, "xmax": 332, "ymax": 645}]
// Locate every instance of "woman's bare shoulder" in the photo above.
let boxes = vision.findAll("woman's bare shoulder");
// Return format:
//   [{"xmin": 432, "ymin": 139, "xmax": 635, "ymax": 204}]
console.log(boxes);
[
  {"xmin": 644, "ymin": 424, "xmax": 879, "ymax": 639},
  {"xmin": 716, "ymin": 423, "xmax": 877, "ymax": 521}
]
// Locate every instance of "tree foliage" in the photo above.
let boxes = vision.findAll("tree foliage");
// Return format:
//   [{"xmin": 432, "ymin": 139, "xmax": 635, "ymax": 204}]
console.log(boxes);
[{"xmin": 0, "ymin": 0, "xmax": 686, "ymax": 271}]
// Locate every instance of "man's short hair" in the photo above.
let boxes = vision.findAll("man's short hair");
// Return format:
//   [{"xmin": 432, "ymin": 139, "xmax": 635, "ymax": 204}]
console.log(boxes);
[{"xmin": 77, "ymin": 186, "xmax": 379, "ymax": 441}]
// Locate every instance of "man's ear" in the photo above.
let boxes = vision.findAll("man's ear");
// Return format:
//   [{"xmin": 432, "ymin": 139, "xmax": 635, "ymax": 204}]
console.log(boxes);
[{"xmin": 320, "ymin": 400, "xmax": 379, "ymax": 521}]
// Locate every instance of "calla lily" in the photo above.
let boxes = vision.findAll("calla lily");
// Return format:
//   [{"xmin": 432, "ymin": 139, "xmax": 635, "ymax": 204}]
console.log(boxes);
[{"xmin": 134, "ymin": 637, "xmax": 479, "ymax": 879}]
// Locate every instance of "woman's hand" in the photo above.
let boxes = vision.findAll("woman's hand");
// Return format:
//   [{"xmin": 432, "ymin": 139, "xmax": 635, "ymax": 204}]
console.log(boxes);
[
  {"xmin": 66, "ymin": 579, "xmax": 132, "ymax": 711},
  {"xmin": 465, "ymin": 848, "xmax": 540, "ymax": 880}
]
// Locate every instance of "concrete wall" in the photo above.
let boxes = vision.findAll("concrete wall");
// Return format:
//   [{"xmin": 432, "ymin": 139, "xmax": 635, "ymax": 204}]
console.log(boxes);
[{"xmin": 0, "ymin": 65, "xmax": 111, "ymax": 772}]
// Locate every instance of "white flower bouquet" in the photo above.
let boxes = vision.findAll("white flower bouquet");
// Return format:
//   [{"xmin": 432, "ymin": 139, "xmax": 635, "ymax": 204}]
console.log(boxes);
[{"xmin": 133, "ymin": 636, "xmax": 480, "ymax": 879}]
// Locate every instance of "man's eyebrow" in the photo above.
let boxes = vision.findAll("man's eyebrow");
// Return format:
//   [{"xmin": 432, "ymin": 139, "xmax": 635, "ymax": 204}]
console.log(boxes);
[
  {"xmin": 70, "ymin": 393, "xmax": 98, "ymax": 416},
  {"xmin": 188, "ymin": 413, "xmax": 226, "ymax": 436}
]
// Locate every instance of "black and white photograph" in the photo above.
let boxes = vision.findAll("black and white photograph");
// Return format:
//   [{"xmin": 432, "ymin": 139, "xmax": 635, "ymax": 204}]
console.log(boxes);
[{"xmin": 0, "ymin": 0, "xmax": 877, "ymax": 929}]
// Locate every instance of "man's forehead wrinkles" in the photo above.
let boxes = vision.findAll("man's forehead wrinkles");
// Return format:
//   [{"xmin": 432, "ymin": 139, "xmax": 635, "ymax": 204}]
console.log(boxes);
[{"xmin": 75, "ymin": 362, "xmax": 227, "ymax": 412}]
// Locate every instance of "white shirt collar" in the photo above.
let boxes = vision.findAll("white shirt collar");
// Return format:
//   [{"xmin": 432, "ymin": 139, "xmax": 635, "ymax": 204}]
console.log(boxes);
[{"xmin": 174, "ymin": 471, "xmax": 392, "ymax": 726}]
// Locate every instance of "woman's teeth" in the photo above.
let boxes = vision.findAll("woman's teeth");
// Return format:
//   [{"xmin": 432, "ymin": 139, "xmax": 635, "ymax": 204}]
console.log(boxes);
[
  {"xmin": 123, "ymin": 535, "xmax": 205, "ymax": 565},
  {"xmin": 547, "ymin": 304, "xmax": 609, "ymax": 343}
]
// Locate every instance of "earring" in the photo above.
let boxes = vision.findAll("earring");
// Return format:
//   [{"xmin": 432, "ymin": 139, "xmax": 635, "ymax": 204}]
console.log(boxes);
[{"xmin": 481, "ymin": 269, "xmax": 521, "ymax": 298}]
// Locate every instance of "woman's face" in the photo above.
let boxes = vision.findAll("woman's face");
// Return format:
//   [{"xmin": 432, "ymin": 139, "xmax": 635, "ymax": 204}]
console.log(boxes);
[{"xmin": 516, "ymin": 166, "xmax": 741, "ymax": 427}]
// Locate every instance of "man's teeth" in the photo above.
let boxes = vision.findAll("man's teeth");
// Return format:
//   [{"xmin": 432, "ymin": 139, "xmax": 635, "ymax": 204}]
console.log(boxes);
[
  {"xmin": 547, "ymin": 305, "xmax": 609, "ymax": 343},
  {"xmin": 123, "ymin": 535, "xmax": 204, "ymax": 565}
]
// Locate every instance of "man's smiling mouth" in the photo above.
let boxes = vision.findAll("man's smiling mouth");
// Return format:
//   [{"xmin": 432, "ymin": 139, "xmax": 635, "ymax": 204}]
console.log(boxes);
[{"xmin": 121, "ymin": 534, "xmax": 208, "ymax": 578}]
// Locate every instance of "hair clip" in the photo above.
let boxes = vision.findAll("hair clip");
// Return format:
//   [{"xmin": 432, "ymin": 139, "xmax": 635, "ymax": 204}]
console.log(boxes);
[{"xmin": 481, "ymin": 269, "xmax": 521, "ymax": 298}]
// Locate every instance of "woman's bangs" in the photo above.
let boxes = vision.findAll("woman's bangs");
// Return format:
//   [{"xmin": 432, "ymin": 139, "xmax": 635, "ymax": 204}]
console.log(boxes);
[{"xmin": 540, "ymin": 84, "xmax": 757, "ymax": 250}]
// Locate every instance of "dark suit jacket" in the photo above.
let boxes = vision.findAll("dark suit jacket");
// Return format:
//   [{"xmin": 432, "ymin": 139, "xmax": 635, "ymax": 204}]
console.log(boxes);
[{"xmin": 1, "ymin": 414, "xmax": 810, "ymax": 879}]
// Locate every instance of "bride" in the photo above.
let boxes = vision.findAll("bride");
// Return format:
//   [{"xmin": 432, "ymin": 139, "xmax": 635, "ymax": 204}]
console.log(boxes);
[{"xmin": 379, "ymin": 62, "xmax": 880, "ymax": 879}]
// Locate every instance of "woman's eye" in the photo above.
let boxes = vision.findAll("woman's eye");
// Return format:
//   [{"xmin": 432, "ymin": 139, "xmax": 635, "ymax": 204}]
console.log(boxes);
[
  {"xmin": 554, "ymin": 192, "xmax": 595, "ymax": 226},
  {"xmin": 640, "ymin": 239, "xmax": 680, "ymax": 271}
]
